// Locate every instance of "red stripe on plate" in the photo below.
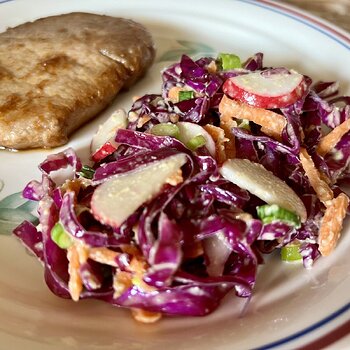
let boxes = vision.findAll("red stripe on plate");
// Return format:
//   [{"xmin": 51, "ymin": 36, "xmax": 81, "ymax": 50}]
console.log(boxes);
[{"xmin": 296, "ymin": 319, "xmax": 350, "ymax": 350}]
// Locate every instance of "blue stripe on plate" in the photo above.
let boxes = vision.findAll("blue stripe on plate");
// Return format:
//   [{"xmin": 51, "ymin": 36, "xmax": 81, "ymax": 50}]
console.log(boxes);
[
  {"xmin": 254, "ymin": 302, "xmax": 350, "ymax": 349},
  {"xmin": 239, "ymin": 0, "xmax": 350, "ymax": 50}
]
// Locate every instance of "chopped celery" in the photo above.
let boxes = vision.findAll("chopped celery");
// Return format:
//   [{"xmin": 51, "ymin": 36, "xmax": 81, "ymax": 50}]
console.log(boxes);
[
  {"xmin": 281, "ymin": 244, "xmax": 302, "ymax": 262},
  {"xmin": 178, "ymin": 90, "xmax": 194, "ymax": 102},
  {"xmin": 79, "ymin": 165, "xmax": 95, "ymax": 179},
  {"xmin": 256, "ymin": 204, "xmax": 301, "ymax": 228},
  {"xmin": 218, "ymin": 53, "xmax": 241, "ymax": 70},
  {"xmin": 187, "ymin": 135, "xmax": 207, "ymax": 151},
  {"xmin": 237, "ymin": 119, "xmax": 250, "ymax": 130},
  {"xmin": 51, "ymin": 222, "xmax": 73, "ymax": 249},
  {"xmin": 150, "ymin": 123, "xmax": 180, "ymax": 138}
]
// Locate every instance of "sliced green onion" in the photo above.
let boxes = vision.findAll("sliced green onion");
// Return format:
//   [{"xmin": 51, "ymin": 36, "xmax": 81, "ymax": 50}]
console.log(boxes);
[
  {"xmin": 178, "ymin": 90, "xmax": 194, "ymax": 102},
  {"xmin": 256, "ymin": 204, "xmax": 301, "ymax": 228},
  {"xmin": 281, "ymin": 243, "xmax": 302, "ymax": 262},
  {"xmin": 51, "ymin": 222, "xmax": 73, "ymax": 249},
  {"xmin": 237, "ymin": 119, "xmax": 250, "ymax": 130},
  {"xmin": 79, "ymin": 165, "xmax": 95, "ymax": 179},
  {"xmin": 150, "ymin": 123, "xmax": 180, "ymax": 138},
  {"xmin": 186, "ymin": 135, "xmax": 207, "ymax": 151},
  {"xmin": 218, "ymin": 53, "xmax": 241, "ymax": 70}
]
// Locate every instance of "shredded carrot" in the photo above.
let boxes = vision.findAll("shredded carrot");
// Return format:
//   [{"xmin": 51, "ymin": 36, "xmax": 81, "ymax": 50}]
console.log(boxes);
[
  {"xmin": 121, "ymin": 244, "xmax": 141, "ymax": 256},
  {"xmin": 317, "ymin": 118, "xmax": 350, "ymax": 157},
  {"xmin": 124, "ymin": 249, "xmax": 147, "ymax": 271},
  {"xmin": 88, "ymin": 244, "xmax": 155, "ymax": 296},
  {"xmin": 219, "ymin": 95, "xmax": 286, "ymax": 141},
  {"xmin": 75, "ymin": 242, "xmax": 89, "ymax": 265},
  {"xmin": 318, "ymin": 193, "xmax": 349, "ymax": 256},
  {"xmin": 219, "ymin": 114, "xmax": 237, "ymax": 159},
  {"xmin": 203, "ymin": 124, "xmax": 229, "ymax": 164},
  {"xmin": 165, "ymin": 169, "xmax": 183, "ymax": 186},
  {"xmin": 120, "ymin": 245, "xmax": 155, "ymax": 292},
  {"xmin": 129, "ymin": 256, "xmax": 155, "ymax": 292},
  {"xmin": 167, "ymin": 87, "xmax": 184, "ymax": 103},
  {"xmin": 319, "ymin": 171, "xmax": 332, "ymax": 185},
  {"xmin": 131, "ymin": 308, "xmax": 162, "ymax": 323},
  {"xmin": 113, "ymin": 271, "xmax": 133, "ymax": 298},
  {"xmin": 136, "ymin": 115, "xmax": 151, "ymax": 129},
  {"xmin": 67, "ymin": 245, "xmax": 83, "ymax": 301},
  {"xmin": 299, "ymin": 147, "xmax": 333, "ymax": 205},
  {"xmin": 89, "ymin": 247, "xmax": 119, "ymax": 267}
]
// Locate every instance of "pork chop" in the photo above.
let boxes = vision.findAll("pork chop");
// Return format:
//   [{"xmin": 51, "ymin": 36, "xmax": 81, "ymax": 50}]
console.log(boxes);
[{"xmin": 0, "ymin": 12, "xmax": 155, "ymax": 149}]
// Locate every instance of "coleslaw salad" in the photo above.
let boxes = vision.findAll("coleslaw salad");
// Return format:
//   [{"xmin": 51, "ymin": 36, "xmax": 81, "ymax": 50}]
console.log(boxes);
[{"xmin": 13, "ymin": 52, "xmax": 350, "ymax": 323}]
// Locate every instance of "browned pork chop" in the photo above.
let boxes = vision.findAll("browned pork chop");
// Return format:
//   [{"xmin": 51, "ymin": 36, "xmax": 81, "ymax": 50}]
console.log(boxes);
[{"xmin": 0, "ymin": 12, "xmax": 155, "ymax": 149}]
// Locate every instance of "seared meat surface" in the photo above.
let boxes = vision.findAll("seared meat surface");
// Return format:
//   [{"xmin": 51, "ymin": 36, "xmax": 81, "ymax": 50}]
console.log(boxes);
[{"xmin": 0, "ymin": 12, "xmax": 155, "ymax": 149}]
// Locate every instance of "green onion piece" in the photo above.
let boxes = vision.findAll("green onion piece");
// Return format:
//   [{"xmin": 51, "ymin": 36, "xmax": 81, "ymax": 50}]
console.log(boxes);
[
  {"xmin": 281, "ymin": 243, "xmax": 302, "ymax": 262},
  {"xmin": 186, "ymin": 135, "xmax": 207, "ymax": 151},
  {"xmin": 79, "ymin": 165, "xmax": 95, "ymax": 179},
  {"xmin": 150, "ymin": 123, "xmax": 180, "ymax": 138},
  {"xmin": 237, "ymin": 119, "xmax": 250, "ymax": 130},
  {"xmin": 218, "ymin": 53, "xmax": 241, "ymax": 70},
  {"xmin": 256, "ymin": 204, "xmax": 301, "ymax": 228},
  {"xmin": 178, "ymin": 90, "xmax": 195, "ymax": 102},
  {"xmin": 51, "ymin": 222, "xmax": 73, "ymax": 249}
]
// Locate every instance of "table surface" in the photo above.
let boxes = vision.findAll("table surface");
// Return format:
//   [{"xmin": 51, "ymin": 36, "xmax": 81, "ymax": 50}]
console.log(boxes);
[{"xmin": 283, "ymin": 0, "xmax": 350, "ymax": 32}]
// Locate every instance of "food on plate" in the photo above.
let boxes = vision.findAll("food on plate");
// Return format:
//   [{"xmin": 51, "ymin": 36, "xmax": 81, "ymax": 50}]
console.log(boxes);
[
  {"xmin": 90, "ymin": 109, "xmax": 128, "ymax": 162},
  {"xmin": 222, "ymin": 69, "xmax": 308, "ymax": 109},
  {"xmin": 0, "ymin": 12, "xmax": 155, "ymax": 150},
  {"xmin": 219, "ymin": 95, "xmax": 286, "ymax": 140},
  {"xmin": 13, "ymin": 52, "xmax": 350, "ymax": 323},
  {"xmin": 91, "ymin": 153, "xmax": 187, "ymax": 227},
  {"xmin": 219, "ymin": 158, "xmax": 307, "ymax": 222}
]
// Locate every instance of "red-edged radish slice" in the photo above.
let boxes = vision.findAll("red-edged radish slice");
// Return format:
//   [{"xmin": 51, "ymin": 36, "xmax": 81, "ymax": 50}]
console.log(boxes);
[
  {"xmin": 91, "ymin": 153, "xmax": 187, "ymax": 228},
  {"xmin": 90, "ymin": 109, "xmax": 128, "ymax": 162},
  {"xmin": 176, "ymin": 121, "xmax": 216, "ymax": 157},
  {"xmin": 219, "ymin": 158, "xmax": 307, "ymax": 222},
  {"xmin": 91, "ymin": 142, "xmax": 118, "ymax": 163},
  {"xmin": 223, "ymin": 71, "xmax": 307, "ymax": 109}
]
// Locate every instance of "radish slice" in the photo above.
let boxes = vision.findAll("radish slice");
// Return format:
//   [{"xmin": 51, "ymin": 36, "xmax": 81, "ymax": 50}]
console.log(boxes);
[
  {"xmin": 91, "ymin": 153, "xmax": 187, "ymax": 228},
  {"xmin": 223, "ymin": 71, "xmax": 307, "ymax": 109},
  {"xmin": 91, "ymin": 142, "xmax": 118, "ymax": 163},
  {"xmin": 176, "ymin": 121, "xmax": 216, "ymax": 157},
  {"xmin": 219, "ymin": 158, "xmax": 307, "ymax": 222},
  {"xmin": 90, "ymin": 109, "xmax": 128, "ymax": 162}
]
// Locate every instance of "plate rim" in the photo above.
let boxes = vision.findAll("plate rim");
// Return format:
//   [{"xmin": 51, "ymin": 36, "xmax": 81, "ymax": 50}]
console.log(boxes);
[{"xmin": 0, "ymin": 0, "xmax": 349, "ymax": 349}]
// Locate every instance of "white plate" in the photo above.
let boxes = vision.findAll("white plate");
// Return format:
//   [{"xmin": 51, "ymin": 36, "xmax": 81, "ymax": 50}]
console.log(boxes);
[{"xmin": 0, "ymin": 0, "xmax": 350, "ymax": 349}]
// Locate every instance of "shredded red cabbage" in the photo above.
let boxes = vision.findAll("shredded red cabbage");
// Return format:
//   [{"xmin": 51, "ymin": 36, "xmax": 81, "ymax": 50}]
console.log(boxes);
[{"xmin": 13, "ymin": 52, "xmax": 350, "ymax": 320}]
